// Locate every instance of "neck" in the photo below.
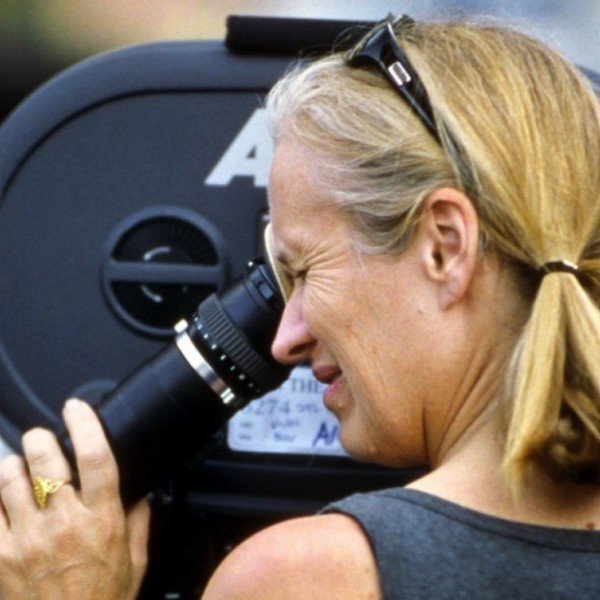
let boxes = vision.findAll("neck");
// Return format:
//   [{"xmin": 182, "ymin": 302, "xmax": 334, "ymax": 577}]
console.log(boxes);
[
  {"xmin": 409, "ymin": 417, "xmax": 600, "ymax": 530},
  {"xmin": 423, "ymin": 252, "xmax": 526, "ymax": 469},
  {"xmin": 426, "ymin": 327, "xmax": 512, "ymax": 468}
]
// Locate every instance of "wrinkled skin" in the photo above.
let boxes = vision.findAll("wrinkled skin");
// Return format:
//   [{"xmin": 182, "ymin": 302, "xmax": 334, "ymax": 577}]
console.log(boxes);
[{"xmin": 0, "ymin": 399, "xmax": 150, "ymax": 599}]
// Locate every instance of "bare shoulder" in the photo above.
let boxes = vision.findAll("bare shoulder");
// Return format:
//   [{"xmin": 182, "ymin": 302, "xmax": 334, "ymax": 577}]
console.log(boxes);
[{"xmin": 201, "ymin": 513, "xmax": 380, "ymax": 599}]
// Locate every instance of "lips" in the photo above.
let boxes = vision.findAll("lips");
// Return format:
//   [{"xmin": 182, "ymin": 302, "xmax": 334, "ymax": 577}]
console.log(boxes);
[
  {"xmin": 312, "ymin": 364, "xmax": 344, "ymax": 411},
  {"xmin": 312, "ymin": 364, "xmax": 342, "ymax": 385}
]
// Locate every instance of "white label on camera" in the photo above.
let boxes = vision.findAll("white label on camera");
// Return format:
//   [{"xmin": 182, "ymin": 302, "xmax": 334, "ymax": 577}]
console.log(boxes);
[{"xmin": 227, "ymin": 365, "xmax": 347, "ymax": 456}]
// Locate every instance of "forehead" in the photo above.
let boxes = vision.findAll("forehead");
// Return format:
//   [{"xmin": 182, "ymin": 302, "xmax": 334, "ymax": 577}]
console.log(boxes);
[
  {"xmin": 268, "ymin": 148, "xmax": 359, "ymax": 284},
  {"xmin": 267, "ymin": 140, "xmax": 360, "ymax": 271},
  {"xmin": 268, "ymin": 141, "xmax": 317, "ymax": 215},
  {"xmin": 268, "ymin": 140, "xmax": 347, "ymax": 224},
  {"xmin": 268, "ymin": 141, "xmax": 329, "ymax": 249}
]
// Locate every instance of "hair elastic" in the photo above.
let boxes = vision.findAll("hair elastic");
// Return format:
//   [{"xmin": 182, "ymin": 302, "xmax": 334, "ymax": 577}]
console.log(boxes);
[{"xmin": 538, "ymin": 259, "xmax": 579, "ymax": 277}]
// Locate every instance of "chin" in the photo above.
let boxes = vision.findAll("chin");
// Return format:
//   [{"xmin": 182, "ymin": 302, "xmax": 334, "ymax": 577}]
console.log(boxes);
[
  {"xmin": 340, "ymin": 426, "xmax": 427, "ymax": 469},
  {"xmin": 339, "ymin": 428, "xmax": 388, "ymax": 465}
]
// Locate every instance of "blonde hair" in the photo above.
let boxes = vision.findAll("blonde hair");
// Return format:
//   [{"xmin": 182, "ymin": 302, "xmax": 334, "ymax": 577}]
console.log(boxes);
[{"xmin": 266, "ymin": 19, "xmax": 600, "ymax": 487}]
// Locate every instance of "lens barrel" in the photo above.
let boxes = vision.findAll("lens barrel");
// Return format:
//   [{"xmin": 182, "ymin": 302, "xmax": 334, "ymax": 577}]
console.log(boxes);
[{"xmin": 60, "ymin": 257, "xmax": 291, "ymax": 506}]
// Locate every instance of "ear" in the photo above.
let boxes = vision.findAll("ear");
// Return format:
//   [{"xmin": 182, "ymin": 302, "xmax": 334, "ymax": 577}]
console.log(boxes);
[{"xmin": 418, "ymin": 188, "xmax": 480, "ymax": 310}]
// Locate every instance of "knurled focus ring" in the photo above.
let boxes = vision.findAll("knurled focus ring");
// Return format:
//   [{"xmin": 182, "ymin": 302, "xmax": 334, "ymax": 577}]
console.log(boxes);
[{"xmin": 195, "ymin": 295, "xmax": 274, "ymax": 389}]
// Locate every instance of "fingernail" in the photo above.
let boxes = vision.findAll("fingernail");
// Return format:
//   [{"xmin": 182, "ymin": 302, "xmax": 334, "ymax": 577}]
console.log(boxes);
[{"xmin": 64, "ymin": 398, "xmax": 84, "ymax": 413}]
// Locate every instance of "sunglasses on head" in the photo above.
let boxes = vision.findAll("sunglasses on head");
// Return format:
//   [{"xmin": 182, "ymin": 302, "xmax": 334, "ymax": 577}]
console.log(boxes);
[
  {"xmin": 345, "ymin": 14, "xmax": 443, "ymax": 146},
  {"xmin": 346, "ymin": 14, "xmax": 474, "ymax": 192}
]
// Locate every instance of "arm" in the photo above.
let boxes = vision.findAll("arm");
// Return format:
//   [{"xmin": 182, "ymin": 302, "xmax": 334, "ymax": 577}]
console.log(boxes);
[
  {"xmin": 202, "ymin": 513, "xmax": 380, "ymax": 599},
  {"xmin": 0, "ymin": 399, "xmax": 150, "ymax": 599}
]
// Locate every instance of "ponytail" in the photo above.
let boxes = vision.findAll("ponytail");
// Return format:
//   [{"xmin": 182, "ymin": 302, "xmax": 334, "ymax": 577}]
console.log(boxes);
[{"xmin": 503, "ymin": 272, "xmax": 600, "ymax": 487}]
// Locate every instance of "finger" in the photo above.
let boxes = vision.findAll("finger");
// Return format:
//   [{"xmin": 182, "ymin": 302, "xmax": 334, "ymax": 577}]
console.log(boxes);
[
  {"xmin": 63, "ymin": 399, "xmax": 120, "ymax": 510},
  {"xmin": 126, "ymin": 499, "xmax": 151, "ymax": 583},
  {"xmin": 0, "ymin": 454, "xmax": 38, "ymax": 528},
  {"xmin": 0, "ymin": 497, "xmax": 8, "ymax": 532},
  {"xmin": 0, "ymin": 462, "xmax": 10, "ymax": 532},
  {"xmin": 22, "ymin": 428, "xmax": 76, "ymax": 511}
]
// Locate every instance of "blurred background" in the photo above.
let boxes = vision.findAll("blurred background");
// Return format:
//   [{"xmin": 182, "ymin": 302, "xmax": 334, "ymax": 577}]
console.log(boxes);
[
  {"xmin": 2, "ymin": 0, "xmax": 600, "ymax": 125},
  {"xmin": 1, "ymin": 3, "xmax": 600, "ymax": 597}
]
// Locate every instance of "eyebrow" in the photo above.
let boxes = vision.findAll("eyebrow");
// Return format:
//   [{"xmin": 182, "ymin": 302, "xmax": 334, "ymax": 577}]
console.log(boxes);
[
  {"xmin": 275, "ymin": 255, "xmax": 296, "ymax": 276},
  {"xmin": 271, "ymin": 233, "xmax": 302, "ymax": 271},
  {"xmin": 273, "ymin": 244, "xmax": 296, "ymax": 268},
  {"xmin": 274, "ymin": 251, "xmax": 289, "ymax": 266},
  {"xmin": 274, "ymin": 252, "xmax": 303, "ymax": 278}
]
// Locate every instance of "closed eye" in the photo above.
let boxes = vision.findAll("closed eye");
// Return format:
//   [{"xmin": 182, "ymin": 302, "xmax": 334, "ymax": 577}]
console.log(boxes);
[
  {"xmin": 294, "ymin": 269, "xmax": 308, "ymax": 281},
  {"xmin": 286, "ymin": 268, "xmax": 308, "ymax": 295}
]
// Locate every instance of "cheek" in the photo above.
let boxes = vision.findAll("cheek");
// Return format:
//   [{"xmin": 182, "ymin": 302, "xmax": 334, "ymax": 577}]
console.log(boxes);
[
  {"xmin": 340, "ymin": 368, "xmax": 427, "ymax": 467},
  {"xmin": 339, "ymin": 315, "xmax": 429, "ymax": 451},
  {"xmin": 302, "ymin": 278, "xmax": 356, "ymax": 336}
]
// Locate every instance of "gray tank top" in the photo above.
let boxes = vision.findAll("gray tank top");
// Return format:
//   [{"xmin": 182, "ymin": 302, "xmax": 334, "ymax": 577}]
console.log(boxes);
[{"xmin": 325, "ymin": 488, "xmax": 600, "ymax": 599}]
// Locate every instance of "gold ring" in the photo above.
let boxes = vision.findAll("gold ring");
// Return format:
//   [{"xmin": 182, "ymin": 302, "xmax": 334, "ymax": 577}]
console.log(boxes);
[{"xmin": 32, "ymin": 476, "xmax": 68, "ymax": 509}]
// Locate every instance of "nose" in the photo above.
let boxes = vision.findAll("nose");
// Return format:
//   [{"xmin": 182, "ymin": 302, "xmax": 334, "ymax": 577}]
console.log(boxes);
[{"xmin": 271, "ymin": 292, "xmax": 315, "ymax": 364}]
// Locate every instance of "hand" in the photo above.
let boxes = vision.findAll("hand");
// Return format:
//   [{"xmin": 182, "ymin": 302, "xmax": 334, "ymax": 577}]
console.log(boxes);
[{"xmin": 0, "ymin": 399, "xmax": 150, "ymax": 599}]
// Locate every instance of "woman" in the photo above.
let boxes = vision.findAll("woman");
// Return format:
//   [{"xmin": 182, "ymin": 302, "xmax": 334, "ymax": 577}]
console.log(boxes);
[{"xmin": 1, "ymin": 14, "xmax": 600, "ymax": 598}]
